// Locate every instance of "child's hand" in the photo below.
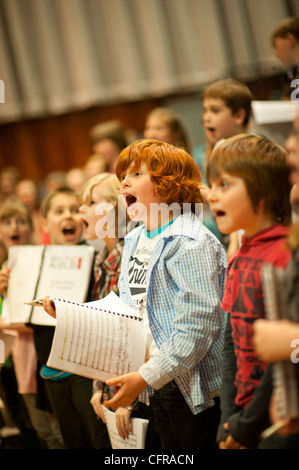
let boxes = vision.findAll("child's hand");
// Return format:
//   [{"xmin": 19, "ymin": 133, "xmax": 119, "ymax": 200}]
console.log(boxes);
[
  {"xmin": 115, "ymin": 407, "xmax": 133, "ymax": 440},
  {"xmin": 253, "ymin": 318, "xmax": 298, "ymax": 362},
  {"xmin": 275, "ymin": 418, "xmax": 299, "ymax": 436},
  {"xmin": 90, "ymin": 391, "xmax": 106, "ymax": 422},
  {"xmin": 223, "ymin": 423, "xmax": 247, "ymax": 449},
  {"xmin": 224, "ymin": 434, "xmax": 247, "ymax": 449},
  {"xmin": 0, "ymin": 263, "xmax": 10, "ymax": 297},
  {"xmin": 104, "ymin": 372, "xmax": 148, "ymax": 409},
  {"xmin": 218, "ymin": 440, "xmax": 227, "ymax": 449},
  {"xmin": 0, "ymin": 317, "xmax": 7, "ymax": 330},
  {"xmin": 42, "ymin": 296, "xmax": 56, "ymax": 318}
]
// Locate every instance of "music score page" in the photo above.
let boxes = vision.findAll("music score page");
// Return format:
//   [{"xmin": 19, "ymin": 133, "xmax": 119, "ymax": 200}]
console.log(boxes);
[{"xmin": 46, "ymin": 292, "xmax": 146, "ymax": 381}]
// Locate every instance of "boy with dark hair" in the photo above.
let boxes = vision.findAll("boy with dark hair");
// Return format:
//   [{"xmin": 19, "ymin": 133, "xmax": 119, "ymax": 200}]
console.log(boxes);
[
  {"xmin": 272, "ymin": 16, "xmax": 299, "ymax": 81},
  {"xmin": 194, "ymin": 78, "xmax": 254, "ymax": 253},
  {"xmin": 206, "ymin": 133, "xmax": 297, "ymax": 448},
  {"xmin": 196, "ymin": 78, "xmax": 253, "ymax": 170}
]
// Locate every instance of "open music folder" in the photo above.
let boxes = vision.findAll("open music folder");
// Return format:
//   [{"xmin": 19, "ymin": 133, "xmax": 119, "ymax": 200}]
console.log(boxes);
[
  {"xmin": 46, "ymin": 292, "xmax": 146, "ymax": 382},
  {"xmin": 2, "ymin": 244, "xmax": 94, "ymax": 326}
]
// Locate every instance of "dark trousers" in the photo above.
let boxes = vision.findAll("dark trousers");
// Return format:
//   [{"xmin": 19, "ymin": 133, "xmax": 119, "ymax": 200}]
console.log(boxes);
[
  {"xmin": 150, "ymin": 381, "xmax": 220, "ymax": 449},
  {"xmin": 0, "ymin": 364, "xmax": 44, "ymax": 449},
  {"xmin": 45, "ymin": 374, "xmax": 111, "ymax": 449}
]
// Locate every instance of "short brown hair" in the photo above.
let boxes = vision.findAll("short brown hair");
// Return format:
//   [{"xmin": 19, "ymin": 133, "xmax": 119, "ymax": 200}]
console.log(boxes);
[
  {"xmin": 271, "ymin": 17, "xmax": 299, "ymax": 43},
  {"xmin": 206, "ymin": 134, "xmax": 292, "ymax": 226},
  {"xmin": 90, "ymin": 120, "xmax": 128, "ymax": 151},
  {"xmin": 202, "ymin": 79, "xmax": 253, "ymax": 127},
  {"xmin": 41, "ymin": 187, "xmax": 79, "ymax": 218}
]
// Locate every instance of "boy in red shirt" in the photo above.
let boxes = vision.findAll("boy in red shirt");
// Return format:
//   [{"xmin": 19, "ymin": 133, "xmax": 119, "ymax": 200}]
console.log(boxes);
[{"xmin": 207, "ymin": 134, "xmax": 293, "ymax": 448}]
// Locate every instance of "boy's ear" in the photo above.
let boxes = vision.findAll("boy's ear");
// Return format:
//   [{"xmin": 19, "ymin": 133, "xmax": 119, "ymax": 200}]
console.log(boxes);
[
  {"xmin": 286, "ymin": 33, "xmax": 297, "ymax": 48},
  {"xmin": 234, "ymin": 108, "xmax": 247, "ymax": 126}
]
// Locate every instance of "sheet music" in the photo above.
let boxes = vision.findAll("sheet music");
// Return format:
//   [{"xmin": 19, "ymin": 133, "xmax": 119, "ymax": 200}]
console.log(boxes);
[
  {"xmin": 30, "ymin": 245, "xmax": 94, "ymax": 325},
  {"xmin": 2, "ymin": 245, "xmax": 45, "ymax": 324},
  {"xmin": 103, "ymin": 408, "xmax": 148, "ymax": 449},
  {"xmin": 2, "ymin": 245, "xmax": 94, "ymax": 326},
  {"xmin": 46, "ymin": 292, "xmax": 146, "ymax": 381}
]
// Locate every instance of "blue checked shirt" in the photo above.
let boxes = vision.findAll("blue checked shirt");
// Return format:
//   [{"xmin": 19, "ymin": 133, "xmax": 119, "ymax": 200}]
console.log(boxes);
[{"xmin": 118, "ymin": 211, "xmax": 227, "ymax": 415}]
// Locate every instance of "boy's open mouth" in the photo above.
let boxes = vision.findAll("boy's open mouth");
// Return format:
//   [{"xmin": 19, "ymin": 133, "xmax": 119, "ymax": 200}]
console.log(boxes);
[
  {"xmin": 62, "ymin": 227, "xmax": 76, "ymax": 236},
  {"xmin": 124, "ymin": 195, "xmax": 137, "ymax": 208},
  {"xmin": 215, "ymin": 210, "xmax": 225, "ymax": 217},
  {"xmin": 207, "ymin": 127, "xmax": 216, "ymax": 134},
  {"xmin": 11, "ymin": 235, "xmax": 20, "ymax": 241}
]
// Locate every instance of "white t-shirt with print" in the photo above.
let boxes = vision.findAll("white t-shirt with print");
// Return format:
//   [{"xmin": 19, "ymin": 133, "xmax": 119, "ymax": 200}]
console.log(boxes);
[{"xmin": 128, "ymin": 229, "xmax": 160, "ymax": 362}]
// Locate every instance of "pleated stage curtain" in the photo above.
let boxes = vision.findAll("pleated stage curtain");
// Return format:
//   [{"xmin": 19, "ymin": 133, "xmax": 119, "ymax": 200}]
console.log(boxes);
[{"xmin": 0, "ymin": 0, "xmax": 294, "ymax": 124}]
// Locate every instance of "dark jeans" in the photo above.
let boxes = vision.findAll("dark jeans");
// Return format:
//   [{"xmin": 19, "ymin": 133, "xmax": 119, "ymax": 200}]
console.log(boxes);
[
  {"xmin": 150, "ymin": 381, "xmax": 220, "ymax": 449},
  {"xmin": 45, "ymin": 374, "xmax": 111, "ymax": 449}
]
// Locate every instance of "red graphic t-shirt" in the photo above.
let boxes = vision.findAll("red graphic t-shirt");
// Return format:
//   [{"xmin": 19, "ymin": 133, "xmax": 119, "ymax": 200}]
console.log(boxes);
[{"xmin": 221, "ymin": 225, "xmax": 291, "ymax": 409}]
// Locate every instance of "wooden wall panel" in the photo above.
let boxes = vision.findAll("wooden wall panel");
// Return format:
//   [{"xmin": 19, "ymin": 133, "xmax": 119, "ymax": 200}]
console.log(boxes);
[
  {"xmin": 0, "ymin": 98, "xmax": 161, "ymax": 184},
  {"xmin": 0, "ymin": 74, "xmax": 288, "ymax": 185}
]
